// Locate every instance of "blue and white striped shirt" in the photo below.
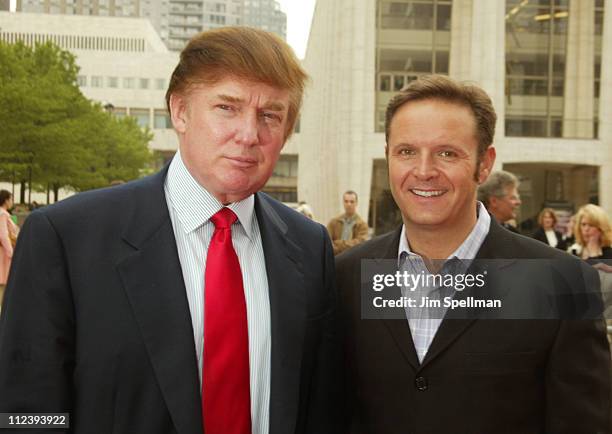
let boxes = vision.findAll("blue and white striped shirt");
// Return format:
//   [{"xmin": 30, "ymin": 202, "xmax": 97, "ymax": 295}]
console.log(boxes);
[
  {"xmin": 164, "ymin": 152, "xmax": 271, "ymax": 434},
  {"xmin": 398, "ymin": 202, "xmax": 490, "ymax": 362}
]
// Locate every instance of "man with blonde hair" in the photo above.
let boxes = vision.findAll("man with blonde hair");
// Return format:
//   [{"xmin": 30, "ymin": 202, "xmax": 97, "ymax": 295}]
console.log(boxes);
[{"xmin": 0, "ymin": 27, "xmax": 340, "ymax": 434}]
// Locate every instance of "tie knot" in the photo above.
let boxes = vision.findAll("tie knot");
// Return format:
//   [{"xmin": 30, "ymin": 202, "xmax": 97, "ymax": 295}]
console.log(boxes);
[{"xmin": 210, "ymin": 207, "xmax": 237, "ymax": 229}]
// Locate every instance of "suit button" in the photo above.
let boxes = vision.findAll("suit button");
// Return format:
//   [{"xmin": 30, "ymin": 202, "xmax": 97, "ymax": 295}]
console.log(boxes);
[{"xmin": 415, "ymin": 376, "xmax": 428, "ymax": 391}]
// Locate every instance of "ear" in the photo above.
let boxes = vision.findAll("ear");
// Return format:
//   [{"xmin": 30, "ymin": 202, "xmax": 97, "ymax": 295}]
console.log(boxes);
[
  {"xmin": 169, "ymin": 93, "xmax": 188, "ymax": 134},
  {"xmin": 478, "ymin": 146, "xmax": 496, "ymax": 184}
]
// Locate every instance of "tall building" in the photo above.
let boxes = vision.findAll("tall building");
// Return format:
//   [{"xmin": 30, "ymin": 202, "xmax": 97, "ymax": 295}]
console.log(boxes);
[
  {"xmin": 0, "ymin": 0, "xmax": 10, "ymax": 11},
  {"xmin": 295, "ymin": 0, "xmax": 611, "ymax": 234},
  {"xmin": 17, "ymin": 0, "xmax": 140, "ymax": 16},
  {"xmin": 18, "ymin": 0, "xmax": 287, "ymax": 51},
  {"xmin": 242, "ymin": 0, "xmax": 286, "ymax": 39}
]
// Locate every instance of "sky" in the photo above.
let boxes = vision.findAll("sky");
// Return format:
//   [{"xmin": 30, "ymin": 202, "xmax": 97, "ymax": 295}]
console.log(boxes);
[
  {"xmin": 277, "ymin": 0, "xmax": 316, "ymax": 59},
  {"xmin": 8, "ymin": 0, "xmax": 316, "ymax": 58}
]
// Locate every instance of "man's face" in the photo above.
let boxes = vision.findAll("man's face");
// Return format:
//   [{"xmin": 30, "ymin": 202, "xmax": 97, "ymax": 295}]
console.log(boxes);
[
  {"xmin": 490, "ymin": 185, "xmax": 521, "ymax": 222},
  {"xmin": 170, "ymin": 76, "xmax": 291, "ymax": 204},
  {"xmin": 343, "ymin": 193, "xmax": 358, "ymax": 216},
  {"xmin": 386, "ymin": 99, "xmax": 495, "ymax": 236}
]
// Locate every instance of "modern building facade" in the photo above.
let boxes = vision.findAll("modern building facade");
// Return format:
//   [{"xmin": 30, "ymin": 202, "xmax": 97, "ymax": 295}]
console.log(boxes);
[
  {"xmin": 298, "ymin": 0, "xmax": 612, "ymax": 234},
  {"xmin": 17, "ymin": 0, "xmax": 287, "ymax": 51}
]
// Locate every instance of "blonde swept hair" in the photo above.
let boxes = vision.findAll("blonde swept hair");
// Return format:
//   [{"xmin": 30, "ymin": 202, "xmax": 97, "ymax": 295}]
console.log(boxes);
[
  {"xmin": 537, "ymin": 208, "xmax": 558, "ymax": 227},
  {"xmin": 574, "ymin": 204, "xmax": 612, "ymax": 247},
  {"xmin": 165, "ymin": 26, "xmax": 308, "ymax": 139}
]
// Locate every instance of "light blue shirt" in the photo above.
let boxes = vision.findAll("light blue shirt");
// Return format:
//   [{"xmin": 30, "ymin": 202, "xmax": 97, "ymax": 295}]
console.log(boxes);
[{"xmin": 398, "ymin": 202, "xmax": 490, "ymax": 362}]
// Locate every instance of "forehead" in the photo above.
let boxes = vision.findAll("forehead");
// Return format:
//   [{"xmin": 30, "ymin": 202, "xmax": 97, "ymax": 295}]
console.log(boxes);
[
  {"xmin": 343, "ymin": 193, "xmax": 357, "ymax": 200},
  {"xmin": 388, "ymin": 99, "xmax": 477, "ymax": 145},
  {"xmin": 186, "ymin": 76, "xmax": 290, "ymax": 106}
]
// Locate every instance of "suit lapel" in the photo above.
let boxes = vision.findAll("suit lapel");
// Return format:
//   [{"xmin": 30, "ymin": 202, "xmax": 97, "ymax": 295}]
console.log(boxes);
[
  {"xmin": 372, "ymin": 228, "xmax": 421, "ymax": 371},
  {"xmin": 255, "ymin": 194, "xmax": 305, "ymax": 434},
  {"xmin": 116, "ymin": 169, "xmax": 203, "ymax": 434},
  {"xmin": 420, "ymin": 219, "xmax": 514, "ymax": 369}
]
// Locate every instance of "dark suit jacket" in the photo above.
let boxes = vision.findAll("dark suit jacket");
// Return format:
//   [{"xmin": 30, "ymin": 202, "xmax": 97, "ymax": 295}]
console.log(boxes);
[
  {"xmin": 0, "ymin": 168, "xmax": 341, "ymax": 434},
  {"xmin": 337, "ymin": 218, "xmax": 610, "ymax": 434},
  {"xmin": 533, "ymin": 227, "xmax": 567, "ymax": 251}
]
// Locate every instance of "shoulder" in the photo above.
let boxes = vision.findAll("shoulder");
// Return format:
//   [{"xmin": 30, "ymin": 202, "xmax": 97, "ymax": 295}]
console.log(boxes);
[
  {"xmin": 337, "ymin": 229, "xmax": 399, "ymax": 266},
  {"xmin": 482, "ymin": 221, "xmax": 573, "ymax": 261},
  {"xmin": 255, "ymin": 192, "xmax": 327, "ymax": 239},
  {"xmin": 31, "ymin": 172, "xmax": 162, "ymax": 232}
]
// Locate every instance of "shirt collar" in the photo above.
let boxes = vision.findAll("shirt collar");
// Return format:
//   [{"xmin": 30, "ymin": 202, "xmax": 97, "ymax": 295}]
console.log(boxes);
[
  {"xmin": 164, "ymin": 151, "xmax": 255, "ymax": 238},
  {"xmin": 398, "ymin": 201, "xmax": 491, "ymax": 262}
]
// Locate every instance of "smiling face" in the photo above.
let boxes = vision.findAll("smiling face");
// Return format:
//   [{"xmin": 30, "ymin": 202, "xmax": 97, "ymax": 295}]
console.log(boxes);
[
  {"xmin": 386, "ymin": 99, "xmax": 495, "ymax": 238},
  {"xmin": 170, "ymin": 76, "xmax": 291, "ymax": 204}
]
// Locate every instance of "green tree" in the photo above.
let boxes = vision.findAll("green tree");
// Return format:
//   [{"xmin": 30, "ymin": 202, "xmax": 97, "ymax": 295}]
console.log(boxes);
[{"xmin": 0, "ymin": 40, "xmax": 153, "ymax": 203}]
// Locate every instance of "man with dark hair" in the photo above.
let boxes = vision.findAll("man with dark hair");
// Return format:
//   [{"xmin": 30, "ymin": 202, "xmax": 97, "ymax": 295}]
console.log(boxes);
[
  {"xmin": 477, "ymin": 170, "xmax": 522, "ymax": 233},
  {"xmin": 0, "ymin": 27, "xmax": 340, "ymax": 434},
  {"xmin": 337, "ymin": 74, "xmax": 610, "ymax": 433},
  {"xmin": 327, "ymin": 190, "xmax": 369, "ymax": 255}
]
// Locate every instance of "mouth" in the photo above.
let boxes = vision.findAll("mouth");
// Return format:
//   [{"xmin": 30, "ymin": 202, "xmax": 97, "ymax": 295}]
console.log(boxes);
[
  {"xmin": 225, "ymin": 156, "xmax": 257, "ymax": 168},
  {"xmin": 410, "ymin": 189, "xmax": 446, "ymax": 198}
]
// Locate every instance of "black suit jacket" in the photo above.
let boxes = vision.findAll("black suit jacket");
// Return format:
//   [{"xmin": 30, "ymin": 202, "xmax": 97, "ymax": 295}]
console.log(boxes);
[
  {"xmin": 337, "ymin": 218, "xmax": 610, "ymax": 434},
  {"xmin": 0, "ymin": 168, "xmax": 341, "ymax": 434}
]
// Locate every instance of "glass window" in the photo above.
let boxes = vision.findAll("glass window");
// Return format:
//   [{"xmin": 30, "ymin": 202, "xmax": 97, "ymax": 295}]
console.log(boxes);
[
  {"xmin": 107, "ymin": 76, "xmax": 118, "ymax": 88},
  {"xmin": 393, "ymin": 75, "xmax": 404, "ymax": 91},
  {"xmin": 77, "ymin": 75, "xmax": 87, "ymax": 87},
  {"xmin": 156, "ymin": 78, "xmax": 167, "ymax": 90},
  {"xmin": 154, "ymin": 110, "xmax": 172, "ymax": 129},
  {"xmin": 379, "ymin": 74, "xmax": 391, "ymax": 91},
  {"xmin": 123, "ymin": 77, "xmax": 135, "ymax": 89},
  {"xmin": 139, "ymin": 78, "xmax": 150, "ymax": 89},
  {"xmin": 130, "ymin": 109, "xmax": 150, "ymax": 128},
  {"xmin": 91, "ymin": 76, "xmax": 103, "ymax": 87}
]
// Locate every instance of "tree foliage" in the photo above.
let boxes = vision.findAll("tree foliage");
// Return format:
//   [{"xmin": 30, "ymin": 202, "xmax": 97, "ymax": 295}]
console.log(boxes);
[{"xmin": 0, "ymin": 41, "xmax": 153, "ymax": 201}]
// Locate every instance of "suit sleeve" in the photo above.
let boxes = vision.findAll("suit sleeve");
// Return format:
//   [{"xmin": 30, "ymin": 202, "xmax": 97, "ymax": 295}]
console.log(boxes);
[
  {"xmin": 0, "ymin": 211, "xmax": 74, "ymax": 433},
  {"xmin": 303, "ymin": 225, "xmax": 343, "ymax": 434}
]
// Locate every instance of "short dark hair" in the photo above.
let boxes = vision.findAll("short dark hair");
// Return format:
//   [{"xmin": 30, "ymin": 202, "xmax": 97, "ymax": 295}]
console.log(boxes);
[
  {"xmin": 0, "ymin": 190, "xmax": 12, "ymax": 207},
  {"xmin": 385, "ymin": 75, "xmax": 497, "ymax": 156},
  {"xmin": 166, "ymin": 26, "xmax": 308, "ymax": 140},
  {"xmin": 343, "ymin": 190, "xmax": 358, "ymax": 201}
]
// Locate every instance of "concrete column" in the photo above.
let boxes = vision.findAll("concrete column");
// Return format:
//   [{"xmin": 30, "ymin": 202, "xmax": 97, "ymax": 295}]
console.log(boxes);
[
  {"xmin": 598, "ymin": 0, "xmax": 612, "ymax": 211},
  {"xmin": 468, "ymin": 0, "xmax": 506, "ymax": 160},
  {"xmin": 563, "ymin": 0, "xmax": 595, "ymax": 138},
  {"xmin": 449, "ymin": 0, "xmax": 473, "ymax": 81},
  {"xmin": 299, "ymin": 0, "xmax": 376, "ymax": 225}
]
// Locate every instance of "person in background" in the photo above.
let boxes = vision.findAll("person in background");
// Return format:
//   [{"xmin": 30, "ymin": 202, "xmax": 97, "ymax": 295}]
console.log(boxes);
[
  {"xmin": 296, "ymin": 201, "xmax": 315, "ymax": 220},
  {"xmin": 532, "ymin": 207, "xmax": 566, "ymax": 251},
  {"xmin": 327, "ymin": 190, "xmax": 369, "ymax": 255},
  {"xmin": 477, "ymin": 170, "xmax": 522, "ymax": 233},
  {"xmin": 569, "ymin": 204, "xmax": 612, "ymax": 260},
  {"xmin": 0, "ymin": 190, "xmax": 18, "ymax": 305}
]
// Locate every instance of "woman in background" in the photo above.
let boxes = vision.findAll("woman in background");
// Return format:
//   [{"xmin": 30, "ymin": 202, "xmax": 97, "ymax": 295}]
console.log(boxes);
[
  {"xmin": 0, "ymin": 190, "xmax": 18, "ymax": 304},
  {"xmin": 569, "ymin": 204, "xmax": 612, "ymax": 260},
  {"xmin": 532, "ymin": 207, "xmax": 566, "ymax": 250}
]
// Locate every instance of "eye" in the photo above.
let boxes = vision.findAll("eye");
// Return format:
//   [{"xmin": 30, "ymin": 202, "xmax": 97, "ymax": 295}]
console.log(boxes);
[
  {"xmin": 397, "ymin": 147, "xmax": 415, "ymax": 157},
  {"xmin": 261, "ymin": 112, "xmax": 281, "ymax": 123},
  {"xmin": 216, "ymin": 104, "xmax": 234, "ymax": 112},
  {"xmin": 438, "ymin": 150, "xmax": 458, "ymax": 159}
]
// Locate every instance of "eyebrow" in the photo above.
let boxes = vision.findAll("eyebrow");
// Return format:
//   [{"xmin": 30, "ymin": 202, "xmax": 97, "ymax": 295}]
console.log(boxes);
[{"xmin": 217, "ymin": 94, "xmax": 286, "ymax": 112}]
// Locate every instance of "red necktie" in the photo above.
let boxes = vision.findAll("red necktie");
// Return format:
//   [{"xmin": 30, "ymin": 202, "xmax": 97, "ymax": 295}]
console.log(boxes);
[{"xmin": 202, "ymin": 208, "xmax": 251, "ymax": 434}]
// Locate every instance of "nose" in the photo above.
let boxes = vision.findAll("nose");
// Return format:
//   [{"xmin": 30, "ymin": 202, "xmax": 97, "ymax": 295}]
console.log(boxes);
[
  {"xmin": 413, "ymin": 153, "xmax": 438, "ymax": 180},
  {"xmin": 234, "ymin": 112, "xmax": 259, "ymax": 146}
]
